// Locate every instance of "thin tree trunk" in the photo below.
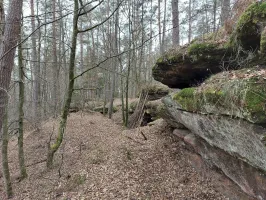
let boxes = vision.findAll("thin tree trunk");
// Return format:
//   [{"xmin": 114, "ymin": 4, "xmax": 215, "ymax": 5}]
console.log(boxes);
[
  {"xmin": 18, "ymin": 38, "xmax": 27, "ymax": 180},
  {"xmin": 188, "ymin": 0, "xmax": 192, "ymax": 43},
  {"xmin": 158, "ymin": 0, "xmax": 162, "ymax": 53},
  {"xmin": 30, "ymin": 0, "xmax": 41, "ymax": 130},
  {"xmin": 52, "ymin": 0, "xmax": 58, "ymax": 117},
  {"xmin": 108, "ymin": 1, "xmax": 120, "ymax": 119},
  {"xmin": 125, "ymin": 0, "xmax": 132, "ymax": 126},
  {"xmin": 42, "ymin": 0, "xmax": 48, "ymax": 118},
  {"xmin": 79, "ymin": 26, "xmax": 85, "ymax": 108},
  {"xmin": 221, "ymin": 0, "xmax": 230, "ymax": 26},
  {"xmin": 47, "ymin": 0, "xmax": 79, "ymax": 168},
  {"xmin": 162, "ymin": 0, "xmax": 167, "ymax": 52},
  {"xmin": 0, "ymin": 1, "xmax": 23, "ymax": 197},
  {"xmin": 172, "ymin": 0, "xmax": 180, "ymax": 45},
  {"xmin": 213, "ymin": 0, "xmax": 217, "ymax": 32},
  {"xmin": 2, "ymin": 110, "xmax": 13, "ymax": 198}
]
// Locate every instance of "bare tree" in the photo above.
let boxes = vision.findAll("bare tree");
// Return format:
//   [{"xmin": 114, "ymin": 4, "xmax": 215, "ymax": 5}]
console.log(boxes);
[
  {"xmin": 17, "ymin": 33, "xmax": 27, "ymax": 180},
  {"xmin": 221, "ymin": 0, "xmax": 230, "ymax": 25},
  {"xmin": 0, "ymin": 0, "xmax": 23, "ymax": 198},
  {"xmin": 172, "ymin": 0, "xmax": 179, "ymax": 46},
  {"xmin": 30, "ymin": 0, "xmax": 41, "ymax": 129}
]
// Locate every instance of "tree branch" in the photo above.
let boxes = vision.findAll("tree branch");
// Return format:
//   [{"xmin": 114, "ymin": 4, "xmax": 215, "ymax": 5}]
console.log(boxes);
[{"xmin": 78, "ymin": 0, "xmax": 124, "ymax": 33}]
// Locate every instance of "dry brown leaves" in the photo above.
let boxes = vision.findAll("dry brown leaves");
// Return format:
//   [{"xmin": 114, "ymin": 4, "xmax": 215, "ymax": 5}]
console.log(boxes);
[{"xmin": 0, "ymin": 112, "xmax": 228, "ymax": 200}]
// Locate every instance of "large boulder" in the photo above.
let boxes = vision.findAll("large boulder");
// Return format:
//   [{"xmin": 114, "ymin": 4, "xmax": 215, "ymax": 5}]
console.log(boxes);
[
  {"xmin": 153, "ymin": 2, "xmax": 266, "ymax": 89},
  {"xmin": 161, "ymin": 94, "xmax": 266, "ymax": 199},
  {"xmin": 142, "ymin": 84, "xmax": 172, "ymax": 101},
  {"xmin": 152, "ymin": 42, "xmax": 236, "ymax": 88},
  {"xmin": 230, "ymin": 2, "xmax": 266, "ymax": 51},
  {"xmin": 152, "ymin": 3, "xmax": 266, "ymax": 199},
  {"xmin": 174, "ymin": 128, "xmax": 266, "ymax": 200},
  {"xmin": 163, "ymin": 95, "xmax": 266, "ymax": 171},
  {"xmin": 157, "ymin": 68, "xmax": 266, "ymax": 199},
  {"xmin": 173, "ymin": 67, "xmax": 266, "ymax": 124}
]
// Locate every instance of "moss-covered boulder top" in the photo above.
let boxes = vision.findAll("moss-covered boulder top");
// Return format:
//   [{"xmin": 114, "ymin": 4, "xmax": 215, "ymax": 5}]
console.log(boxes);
[
  {"xmin": 152, "ymin": 41, "xmax": 236, "ymax": 88},
  {"xmin": 153, "ymin": 2, "xmax": 266, "ymax": 89},
  {"xmin": 173, "ymin": 67, "xmax": 266, "ymax": 124},
  {"xmin": 141, "ymin": 84, "xmax": 172, "ymax": 100},
  {"xmin": 230, "ymin": 2, "xmax": 266, "ymax": 51}
]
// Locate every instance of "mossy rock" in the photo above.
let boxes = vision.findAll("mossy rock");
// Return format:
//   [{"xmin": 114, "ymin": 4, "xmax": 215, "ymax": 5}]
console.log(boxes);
[
  {"xmin": 174, "ymin": 67, "xmax": 266, "ymax": 124},
  {"xmin": 230, "ymin": 2, "xmax": 266, "ymax": 51},
  {"xmin": 152, "ymin": 3, "xmax": 266, "ymax": 89},
  {"xmin": 93, "ymin": 105, "xmax": 118, "ymax": 114},
  {"xmin": 141, "ymin": 84, "xmax": 171, "ymax": 100},
  {"xmin": 152, "ymin": 39, "xmax": 236, "ymax": 88}
]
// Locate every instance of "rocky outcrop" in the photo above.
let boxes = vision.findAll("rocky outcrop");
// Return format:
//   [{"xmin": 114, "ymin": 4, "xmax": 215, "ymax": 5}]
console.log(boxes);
[
  {"xmin": 230, "ymin": 2, "xmax": 266, "ymax": 51},
  {"xmin": 174, "ymin": 67, "xmax": 266, "ymax": 124},
  {"xmin": 152, "ymin": 42, "xmax": 236, "ymax": 88},
  {"xmin": 173, "ymin": 129, "xmax": 265, "ymax": 200},
  {"xmin": 142, "ymin": 84, "xmax": 171, "ymax": 101},
  {"xmin": 153, "ymin": 2, "xmax": 266, "ymax": 89},
  {"xmin": 163, "ymin": 94, "xmax": 266, "ymax": 171},
  {"xmin": 151, "ymin": 4, "xmax": 266, "ymax": 199},
  {"xmin": 128, "ymin": 84, "xmax": 171, "ymax": 128},
  {"xmin": 161, "ymin": 90, "xmax": 266, "ymax": 199}
]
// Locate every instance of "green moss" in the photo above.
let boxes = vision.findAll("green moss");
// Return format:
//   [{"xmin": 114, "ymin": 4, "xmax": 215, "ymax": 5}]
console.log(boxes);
[
  {"xmin": 188, "ymin": 43, "xmax": 218, "ymax": 55},
  {"xmin": 174, "ymin": 88, "xmax": 199, "ymax": 111},
  {"xmin": 230, "ymin": 2, "xmax": 266, "ymax": 50},
  {"xmin": 203, "ymin": 89, "xmax": 225, "ymax": 105},
  {"xmin": 171, "ymin": 68, "xmax": 266, "ymax": 124},
  {"xmin": 168, "ymin": 55, "xmax": 178, "ymax": 62},
  {"xmin": 157, "ymin": 57, "xmax": 164, "ymax": 64},
  {"xmin": 174, "ymin": 87, "xmax": 196, "ymax": 98},
  {"xmin": 243, "ymin": 85, "xmax": 266, "ymax": 122}
]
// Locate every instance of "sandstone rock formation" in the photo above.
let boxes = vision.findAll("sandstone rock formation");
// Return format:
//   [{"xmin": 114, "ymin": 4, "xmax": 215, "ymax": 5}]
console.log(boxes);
[
  {"xmin": 153, "ymin": 2, "xmax": 266, "ymax": 89},
  {"xmin": 153, "ymin": 2, "xmax": 266, "ymax": 200}
]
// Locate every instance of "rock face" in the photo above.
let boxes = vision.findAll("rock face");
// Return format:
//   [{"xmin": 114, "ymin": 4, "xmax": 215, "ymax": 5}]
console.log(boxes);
[
  {"xmin": 163, "ymin": 94, "xmax": 266, "ymax": 171},
  {"xmin": 161, "ymin": 93, "xmax": 266, "ymax": 199},
  {"xmin": 152, "ymin": 3, "xmax": 266, "ymax": 199},
  {"xmin": 174, "ymin": 68, "xmax": 266, "ymax": 124},
  {"xmin": 142, "ymin": 84, "xmax": 171, "ymax": 101},
  {"xmin": 153, "ymin": 2, "xmax": 266, "ymax": 89},
  {"xmin": 174, "ymin": 129, "xmax": 265, "ymax": 200},
  {"xmin": 230, "ymin": 2, "xmax": 266, "ymax": 51},
  {"xmin": 152, "ymin": 43, "xmax": 236, "ymax": 88}
]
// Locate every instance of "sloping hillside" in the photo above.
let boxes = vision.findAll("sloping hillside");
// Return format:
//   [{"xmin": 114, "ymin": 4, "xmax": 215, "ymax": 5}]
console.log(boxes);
[{"xmin": 0, "ymin": 112, "xmax": 227, "ymax": 200}]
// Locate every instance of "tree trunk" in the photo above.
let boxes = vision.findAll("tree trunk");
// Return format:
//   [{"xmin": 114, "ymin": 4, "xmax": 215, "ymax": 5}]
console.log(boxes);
[
  {"xmin": 0, "ymin": 1, "xmax": 23, "ymax": 197},
  {"xmin": 213, "ymin": 0, "xmax": 217, "ymax": 32},
  {"xmin": 0, "ymin": 0, "xmax": 23, "ymax": 136},
  {"xmin": 158, "ymin": 0, "xmax": 162, "ymax": 53},
  {"xmin": 47, "ymin": 0, "xmax": 79, "ymax": 168},
  {"xmin": 188, "ymin": 0, "xmax": 192, "ymax": 43},
  {"xmin": 18, "ymin": 36, "xmax": 27, "ymax": 180},
  {"xmin": 2, "ymin": 110, "xmax": 13, "ymax": 198},
  {"xmin": 52, "ymin": 0, "xmax": 59, "ymax": 117},
  {"xmin": 108, "ymin": 1, "xmax": 120, "ymax": 119},
  {"xmin": 30, "ymin": 0, "xmax": 41, "ymax": 129},
  {"xmin": 221, "ymin": 0, "xmax": 230, "ymax": 26},
  {"xmin": 162, "ymin": 0, "xmax": 167, "ymax": 52},
  {"xmin": 172, "ymin": 0, "xmax": 180, "ymax": 46}
]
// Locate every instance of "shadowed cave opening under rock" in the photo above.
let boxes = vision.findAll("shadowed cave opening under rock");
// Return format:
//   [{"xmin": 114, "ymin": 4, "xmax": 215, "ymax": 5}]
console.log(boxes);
[{"xmin": 140, "ymin": 113, "xmax": 153, "ymax": 126}]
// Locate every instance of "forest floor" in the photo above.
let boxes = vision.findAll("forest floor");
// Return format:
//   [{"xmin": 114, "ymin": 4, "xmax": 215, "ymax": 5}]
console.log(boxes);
[{"xmin": 0, "ymin": 111, "xmax": 229, "ymax": 200}]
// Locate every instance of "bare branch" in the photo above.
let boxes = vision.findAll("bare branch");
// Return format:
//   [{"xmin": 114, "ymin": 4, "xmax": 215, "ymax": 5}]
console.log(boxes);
[{"xmin": 78, "ymin": 0, "xmax": 124, "ymax": 33}]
